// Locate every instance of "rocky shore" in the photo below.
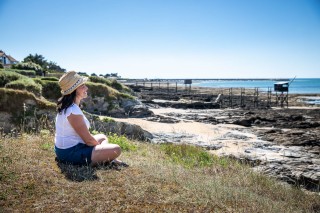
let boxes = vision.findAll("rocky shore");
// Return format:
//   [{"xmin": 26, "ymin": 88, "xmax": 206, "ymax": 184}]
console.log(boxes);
[{"xmin": 116, "ymin": 86, "xmax": 320, "ymax": 192}]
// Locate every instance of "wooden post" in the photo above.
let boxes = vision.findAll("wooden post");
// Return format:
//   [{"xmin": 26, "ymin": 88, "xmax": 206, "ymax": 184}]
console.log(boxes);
[
  {"xmin": 229, "ymin": 88, "xmax": 232, "ymax": 108},
  {"xmin": 175, "ymin": 82, "xmax": 178, "ymax": 93},
  {"xmin": 253, "ymin": 87, "xmax": 259, "ymax": 108},
  {"xmin": 267, "ymin": 87, "xmax": 272, "ymax": 107},
  {"xmin": 240, "ymin": 88, "xmax": 245, "ymax": 107}
]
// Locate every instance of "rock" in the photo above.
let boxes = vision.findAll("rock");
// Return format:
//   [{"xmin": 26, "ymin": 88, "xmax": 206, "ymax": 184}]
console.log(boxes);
[
  {"xmin": 87, "ymin": 113, "xmax": 153, "ymax": 141},
  {"xmin": 233, "ymin": 119, "xmax": 252, "ymax": 127},
  {"xmin": 202, "ymin": 144, "xmax": 223, "ymax": 150},
  {"xmin": 281, "ymin": 151, "xmax": 302, "ymax": 158},
  {"xmin": 126, "ymin": 104, "xmax": 154, "ymax": 118},
  {"xmin": 145, "ymin": 115, "xmax": 179, "ymax": 123}
]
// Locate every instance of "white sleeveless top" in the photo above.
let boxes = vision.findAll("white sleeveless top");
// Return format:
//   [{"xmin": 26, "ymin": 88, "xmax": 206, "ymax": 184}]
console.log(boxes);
[{"xmin": 54, "ymin": 104, "xmax": 90, "ymax": 149}]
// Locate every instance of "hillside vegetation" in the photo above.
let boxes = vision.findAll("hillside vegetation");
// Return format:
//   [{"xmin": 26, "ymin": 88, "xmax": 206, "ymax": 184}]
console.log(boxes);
[{"xmin": 0, "ymin": 69, "xmax": 133, "ymax": 112}]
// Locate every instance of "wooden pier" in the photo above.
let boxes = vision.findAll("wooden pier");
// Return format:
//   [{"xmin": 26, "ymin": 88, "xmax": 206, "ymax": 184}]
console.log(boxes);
[{"xmin": 125, "ymin": 80, "xmax": 289, "ymax": 109}]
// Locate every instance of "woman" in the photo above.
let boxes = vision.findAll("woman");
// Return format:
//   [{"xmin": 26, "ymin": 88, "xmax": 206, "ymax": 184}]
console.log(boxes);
[{"xmin": 54, "ymin": 71, "xmax": 123, "ymax": 166}]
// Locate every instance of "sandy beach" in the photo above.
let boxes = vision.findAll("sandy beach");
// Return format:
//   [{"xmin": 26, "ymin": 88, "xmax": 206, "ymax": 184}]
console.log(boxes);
[
  {"xmin": 110, "ymin": 84, "xmax": 320, "ymax": 192},
  {"xmin": 114, "ymin": 108, "xmax": 261, "ymax": 157}
]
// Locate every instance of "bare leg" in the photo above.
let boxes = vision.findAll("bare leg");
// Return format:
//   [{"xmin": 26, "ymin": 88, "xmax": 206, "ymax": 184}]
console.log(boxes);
[
  {"xmin": 93, "ymin": 134, "xmax": 108, "ymax": 144},
  {"xmin": 91, "ymin": 143, "xmax": 121, "ymax": 165}
]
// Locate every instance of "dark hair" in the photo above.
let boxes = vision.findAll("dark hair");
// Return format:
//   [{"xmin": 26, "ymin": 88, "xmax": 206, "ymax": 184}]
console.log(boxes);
[{"xmin": 57, "ymin": 90, "xmax": 77, "ymax": 113}]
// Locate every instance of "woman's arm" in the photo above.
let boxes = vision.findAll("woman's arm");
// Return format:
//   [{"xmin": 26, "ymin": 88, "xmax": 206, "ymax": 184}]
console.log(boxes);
[{"xmin": 67, "ymin": 114, "xmax": 99, "ymax": 146}]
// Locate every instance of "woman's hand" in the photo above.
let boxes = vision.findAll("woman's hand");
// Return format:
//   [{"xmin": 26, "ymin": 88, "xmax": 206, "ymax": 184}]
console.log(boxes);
[{"xmin": 93, "ymin": 134, "xmax": 109, "ymax": 144}]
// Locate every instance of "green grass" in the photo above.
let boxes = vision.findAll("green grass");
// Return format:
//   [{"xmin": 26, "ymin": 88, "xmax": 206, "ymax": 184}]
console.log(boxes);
[
  {"xmin": 101, "ymin": 116, "xmax": 115, "ymax": 123},
  {"xmin": 107, "ymin": 133, "xmax": 137, "ymax": 151},
  {"xmin": 161, "ymin": 143, "xmax": 217, "ymax": 168},
  {"xmin": 0, "ymin": 133, "xmax": 319, "ymax": 212}
]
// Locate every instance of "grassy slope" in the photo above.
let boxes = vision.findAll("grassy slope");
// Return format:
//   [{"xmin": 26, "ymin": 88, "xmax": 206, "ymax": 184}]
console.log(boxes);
[{"xmin": 0, "ymin": 133, "xmax": 319, "ymax": 212}]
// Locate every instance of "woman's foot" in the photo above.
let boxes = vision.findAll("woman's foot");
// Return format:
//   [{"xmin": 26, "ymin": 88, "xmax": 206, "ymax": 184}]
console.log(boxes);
[{"xmin": 111, "ymin": 159, "xmax": 129, "ymax": 167}]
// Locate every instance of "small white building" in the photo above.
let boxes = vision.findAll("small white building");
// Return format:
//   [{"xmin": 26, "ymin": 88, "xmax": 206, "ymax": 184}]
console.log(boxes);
[{"xmin": 0, "ymin": 50, "xmax": 19, "ymax": 67}]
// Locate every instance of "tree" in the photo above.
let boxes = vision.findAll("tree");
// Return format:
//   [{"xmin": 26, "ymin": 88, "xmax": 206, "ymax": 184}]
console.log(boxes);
[
  {"xmin": 47, "ymin": 61, "xmax": 66, "ymax": 73},
  {"xmin": 22, "ymin": 53, "xmax": 66, "ymax": 73},
  {"xmin": 23, "ymin": 54, "xmax": 47, "ymax": 68}
]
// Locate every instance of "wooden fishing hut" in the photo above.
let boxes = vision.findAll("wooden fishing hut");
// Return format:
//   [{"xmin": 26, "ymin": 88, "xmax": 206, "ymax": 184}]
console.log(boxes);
[{"xmin": 274, "ymin": 81, "xmax": 289, "ymax": 107}]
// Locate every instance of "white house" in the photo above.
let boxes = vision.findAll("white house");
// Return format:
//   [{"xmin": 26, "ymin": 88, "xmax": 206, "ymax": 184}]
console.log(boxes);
[{"xmin": 0, "ymin": 50, "xmax": 19, "ymax": 67}]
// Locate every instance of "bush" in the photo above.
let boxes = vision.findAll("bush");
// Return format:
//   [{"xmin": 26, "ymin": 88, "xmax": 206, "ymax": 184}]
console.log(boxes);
[
  {"xmin": 12, "ymin": 62, "xmax": 43, "ymax": 75},
  {"xmin": 0, "ymin": 88, "xmax": 55, "ymax": 113},
  {"xmin": 89, "ymin": 76, "xmax": 112, "ymax": 86},
  {"xmin": 2, "ymin": 68, "xmax": 36, "ymax": 76},
  {"xmin": 160, "ymin": 143, "xmax": 216, "ymax": 168},
  {"xmin": 107, "ymin": 133, "xmax": 137, "ymax": 151},
  {"xmin": 102, "ymin": 117, "xmax": 115, "ymax": 123},
  {"xmin": 46, "ymin": 72, "xmax": 64, "ymax": 79},
  {"xmin": 89, "ymin": 76, "xmax": 131, "ymax": 92},
  {"xmin": 119, "ymin": 92, "xmax": 134, "ymax": 99},
  {"xmin": 39, "ymin": 80, "xmax": 61, "ymax": 100},
  {"xmin": 5, "ymin": 78, "xmax": 42, "ymax": 96},
  {"xmin": 0, "ymin": 63, "xmax": 3, "ymax": 69},
  {"xmin": 110, "ymin": 80, "xmax": 124, "ymax": 91},
  {"xmin": 41, "ymin": 77, "xmax": 59, "ymax": 81},
  {"xmin": 3, "ymin": 68, "xmax": 36, "ymax": 77},
  {"xmin": 86, "ymin": 82, "xmax": 119, "ymax": 100},
  {"xmin": 0, "ymin": 71, "xmax": 24, "ymax": 87}
]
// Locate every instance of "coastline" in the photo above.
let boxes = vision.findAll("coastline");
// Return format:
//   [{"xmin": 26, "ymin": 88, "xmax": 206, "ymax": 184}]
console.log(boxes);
[{"xmin": 110, "ymin": 84, "xmax": 320, "ymax": 192}]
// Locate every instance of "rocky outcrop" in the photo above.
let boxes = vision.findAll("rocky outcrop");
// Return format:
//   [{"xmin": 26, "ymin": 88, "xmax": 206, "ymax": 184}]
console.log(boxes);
[
  {"xmin": 83, "ymin": 97, "xmax": 153, "ymax": 118},
  {"xmin": 86, "ymin": 113, "xmax": 153, "ymax": 141},
  {"xmin": 143, "ymin": 106, "xmax": 320, "ymax": 192},
  {"xmin": 142, "ymin": 100, "xmax": 220, "ymax": 109}
]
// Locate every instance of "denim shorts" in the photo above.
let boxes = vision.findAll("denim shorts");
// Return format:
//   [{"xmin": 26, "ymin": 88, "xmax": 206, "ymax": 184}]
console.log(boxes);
[{"xmin": 55, "ymin": 143, "xmax": 94, "ymax": 165}]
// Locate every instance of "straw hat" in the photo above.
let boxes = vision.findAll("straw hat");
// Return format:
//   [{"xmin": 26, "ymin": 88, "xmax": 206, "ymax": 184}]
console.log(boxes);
[{"xmin": 59, "ymin": 71, "xmax": 88, "ymax": 95}]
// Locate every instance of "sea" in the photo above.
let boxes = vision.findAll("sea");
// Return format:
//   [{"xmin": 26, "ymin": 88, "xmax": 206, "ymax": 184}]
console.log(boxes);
[
  {"xmin": 192, "ymin": 78, "xmax": 320, "ymax": 94},
  {"xmin": 192, "ymin": 78, "xmax": 320, "ymax": 104}
]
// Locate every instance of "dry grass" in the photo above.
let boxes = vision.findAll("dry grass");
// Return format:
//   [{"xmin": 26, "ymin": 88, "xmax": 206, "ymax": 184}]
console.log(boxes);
[{"xmin": 0, "ymin": 133, "xmax": 319, "ymax": 213}]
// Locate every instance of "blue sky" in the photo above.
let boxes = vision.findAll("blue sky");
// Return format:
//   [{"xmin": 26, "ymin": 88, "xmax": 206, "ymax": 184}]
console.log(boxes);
[{"xmin": 1, "ymin": 0, "xmax": 320, "ymax": 78}]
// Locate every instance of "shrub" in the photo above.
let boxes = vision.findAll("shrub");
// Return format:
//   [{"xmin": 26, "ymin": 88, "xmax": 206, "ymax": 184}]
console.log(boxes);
[
  {"xmin": 3, "ymin": 68, "xmax": 36, "ymax": 77},
  {"xmin": 89, "ymin": 76, "xmax": 112, "ymax": 86},
  {"xmin": 13, "ymin": 69, "xmax": 36, "ymax": 76},
  {"xmin": 41, "ymin": 77, "xmax": 59, "ymax": 81},
  {"xmin": 86, "ymin": 82, "xmax": 119, "ymax": 100},
  {"xmin": 160, "ymin": 143, "xmax": 216, "ymax": 168},
  {"xmin": 39, "ymin": 80, "xmax": 61, "ymax": 100},
  {"xmin": 12, "ymin": 62, "xmax": 43, "ymax": 75},
  {"xmin": 119, "ymin": 92, "xmax": 134, "ymax": 99},
  {"xmin": 102, "ymin": 117, "xmax": 115, "ymax": 123},
  {"xmin": 110, "ymin": 80, "xmax": 124, "ymax": 91},
  {"xmin": 0, "ymin": 88, "xmax": 55, "ymax": 113},
  {"xmin": 0, "ymin": 71, "xmax": 23, "ymax": 87},
  {"xmin": 108, "ymin": 133, "xmax": 137, "ymax": 151},
  {"xmin": 46, "ymin": 72, "xmax": 64, "ymax": 79},
  {"xmin": 89, "ymin": 76, "xmax": 131, "ymax": 92},
  {"xmin": 5, "ymin": 78, "xmax": 42, "ymax": 96},
  {"xmin": 0, "ymin": 63, "xmax": 3, "ymax": 68}
]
